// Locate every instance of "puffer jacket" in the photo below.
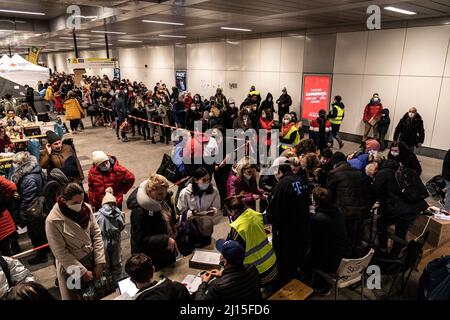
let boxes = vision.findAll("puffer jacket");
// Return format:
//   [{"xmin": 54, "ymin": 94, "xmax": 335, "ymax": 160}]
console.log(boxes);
[
  {"xmin": 370, "ymin": 159, "xmax": 428, "ymax": 220},
  {"xmin": 63, "ymin": 98, "xmax": 84, "ymax": 120},
  {"xmin": 39, "ymin": 144, "xmax": 84, "ymax": 182},
  {"xmin": 348, "ymin": 152, "xmax": 369, "ymax": 174},
  {"xmin": 128, "ymin": 180, "xmax": 177, "ymax": 271},
  {"xmin": 363, "ymin": 101, "xmax": 383, "ymax": 122},
  {"xmin": 393, "ymin": 112, "xmax": 425, "ymax": 147},
  {"xmin": 11, "ymin": 155, "xmax": 46, "ymax": 221},
  {"xmin": 88, "ymin": 156, "xmax": 135, "ymax": 211},
  {"xmin": 177, "ymin": 183, "xmax": 221, "ymax": 218},
  {"xmin": 95, "ymin": 204, "xmax": 125, "ymax": 249},
  {"xmin": 327, "ymin": 161, "xmax": 370, "ymax": 220},
  {"xmin": 0, "ymin": 256, "xmax": 34, "ymax": 299},
  {"xmin": 0, "ymin": 177, "xmax": 17, "ymax": 241}
]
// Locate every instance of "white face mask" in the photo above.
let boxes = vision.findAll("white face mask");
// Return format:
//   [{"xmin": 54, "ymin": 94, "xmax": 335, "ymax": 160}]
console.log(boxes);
[
  {"xmin": 391, "ymin": 151, "xmax": 400, "ymax": 157},
  {"xmin": 283, "ymin": 119, "xmax": 290, "ymax": 125},
  {"xmin": 209, "ymin": 112, "xmax": 214, "ymax": 117},
  {"xmin": 243, "ymin": 173, "xmax": 252, "ymax": 180},
  {"xmin": 198, "ymin": 182, "xmax": 210, "ymax": 191},
  {"xmin": 67, "ymin": 203, "xmax": 82, "ymax": 212},
  {"xmin": 408, "ymin": 112, "xmax": 415, "ymax": 119},
  {"xmin": 191, "ymin": 106, "xmax": 196, "ymax": 111},
  {"xmin": 373, "ymin": 97, "xmax": 379, "ymax": 103},
  {"xmin": 262, "ymin": 114, "xmax": 266, "ymax": 119}
]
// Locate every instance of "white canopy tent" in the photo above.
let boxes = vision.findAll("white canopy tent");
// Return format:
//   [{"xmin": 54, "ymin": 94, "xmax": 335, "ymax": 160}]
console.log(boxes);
[{"xmin": 0, "ymin": 54, "xmax": 49, "ymax": 90}]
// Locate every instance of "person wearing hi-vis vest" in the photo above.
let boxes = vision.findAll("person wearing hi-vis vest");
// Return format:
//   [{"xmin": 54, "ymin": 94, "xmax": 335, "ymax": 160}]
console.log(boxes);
[
  {"xmin": 328, "ymin": 95, "xmax": 345, "ymax": 149},
  {"xmin": 222, "ymin": 195, "xmax": 279, "ymax": 290},
  {"xmin": 279, "ymin": 113, "xmax": 301, "ymax": 154}
]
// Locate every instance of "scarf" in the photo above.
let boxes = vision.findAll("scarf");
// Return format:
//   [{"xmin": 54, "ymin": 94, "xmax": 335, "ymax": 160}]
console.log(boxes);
[
  {"xmin": 281, "ymin": 122, "xmax": 295, "ymax": 136},
  {"xmin": 57, "ymin": 197, "xmax": 91, "ymax": 229}
]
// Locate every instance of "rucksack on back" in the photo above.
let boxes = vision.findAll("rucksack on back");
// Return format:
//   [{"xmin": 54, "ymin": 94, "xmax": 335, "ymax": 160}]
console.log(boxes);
[
  {"xmin": 395, "ymin": 167, "xmax": 429, "ymax": 202},
  {"xmin": 418, "ymin": 255, "xmax": 450, "ymax": 300}
]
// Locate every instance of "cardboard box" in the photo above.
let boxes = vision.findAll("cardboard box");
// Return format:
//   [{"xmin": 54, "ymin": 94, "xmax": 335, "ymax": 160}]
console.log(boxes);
[
  {"xmin": 410, "ymin": 215, "xmax": 450, "ymax": 248},
  {"xmin": 188, "ymin": 249, "xmax": 221, "ymax": 270}
]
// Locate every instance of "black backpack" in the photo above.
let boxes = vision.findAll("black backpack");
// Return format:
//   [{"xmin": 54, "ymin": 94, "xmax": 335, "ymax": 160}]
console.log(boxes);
[
  {"xmin": 156, "ymin": 153, "xmax": 181, "ymax": 183},
  {"xmin": 418, "ymin": 255, "xmax": 450, "ymax": 300},
  {"xmin": 395, "ymin": 166, "xmax": 429, "ymax": 202},
  {"xmin": 426, "ymin": 175, "xmax": 446, "ymax": 199}
]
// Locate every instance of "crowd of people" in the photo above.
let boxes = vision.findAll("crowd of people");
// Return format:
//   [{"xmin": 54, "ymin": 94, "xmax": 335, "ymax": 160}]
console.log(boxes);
[{"xmin": 0, "ymin": 72, "xmax": 449, "ymax": 301}]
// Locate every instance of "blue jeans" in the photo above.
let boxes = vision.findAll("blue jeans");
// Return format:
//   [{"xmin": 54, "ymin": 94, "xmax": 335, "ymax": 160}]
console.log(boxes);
[{"xmin": 445, "ymin": 180, "xmax": 450, "ymax": 211}]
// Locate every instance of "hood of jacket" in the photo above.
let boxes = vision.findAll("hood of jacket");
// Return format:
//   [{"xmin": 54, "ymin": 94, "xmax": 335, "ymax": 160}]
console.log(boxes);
[
  {"xmin": 381, "ymin": 108, "xmax": 390, "ymax": 116},
  {"xmin": 11, "ymin": 155, "xmax": 41, "ymax": 184},
  {"xmin": 332, "ymin": 101, "xmax": 345, "ymax": 109},
  {"xmin": 127, "ymin": 180, "xmax": 162, "ymax": 212},
  {"xmin": 97, "ymin": 204, "xmax": 123, "ymax": 219}
]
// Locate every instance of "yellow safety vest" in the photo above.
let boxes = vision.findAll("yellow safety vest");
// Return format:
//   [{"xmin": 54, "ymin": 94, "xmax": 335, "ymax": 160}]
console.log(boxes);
[
  {"xmin": 230, "ymin": 208, "xmax": 276, "ymax": 275},
  {"xmin": 280, "ymin": 125, "xmax": 301, "ymax": 150},
  {"xmin": 329, "ymin": 105, "xmax": 344, "ymax": 125}
]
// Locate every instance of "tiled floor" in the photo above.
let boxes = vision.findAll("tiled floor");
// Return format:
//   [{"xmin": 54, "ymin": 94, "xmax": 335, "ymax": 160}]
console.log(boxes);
[{"xmin": 20, "ymin": 119, "xmax": 446, "ymax": 300}]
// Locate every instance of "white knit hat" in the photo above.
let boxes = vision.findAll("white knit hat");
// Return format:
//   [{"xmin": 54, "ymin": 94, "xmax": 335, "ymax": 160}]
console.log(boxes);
[
  {"xmin": 92, "ymin": 151, "xmax": 109, "ymax": 166},
  {"xmin": 102, "ymin": 187, "xmax": 117, "ymax": 206}
]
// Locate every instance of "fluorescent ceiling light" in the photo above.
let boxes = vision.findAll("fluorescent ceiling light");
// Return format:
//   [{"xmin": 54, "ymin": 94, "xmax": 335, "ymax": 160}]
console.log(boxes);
[
  {"xmin": 60, "ymin": 37, "xmax": 89, "ymax": 40},
  {"xmin": 90, "ymin": 42, "xmax": 104, "ymax": 46},
  {"xmin": 48, "ymin": 41, "xmax": 65, "ymax": 44},
  {"xmin": 71, "ymin": 45, "xmax": 89, "ymax": 48},
  {"xmin": 91, "ymin": 30, "xmax": 126, "ymax": 35},
  {"xmin": 142, "ymin": 20, "xmax": 184, "ymax": 26},
  {"xmin": 221, "ymin": 27, "xmax": 252, "ymax": 32},
  {"xmin": 159, "ymin": 34, "xmax": 186, "ymax": 38},
  {"xmin": 118, "ymin": 39, "xmax": 143, "ymax": 43},
  {"xmin": 73, "ymin": 15, "xmax": 98, "ymax": 19},
  {"xmin": 0, "ymin": 9, "xmax": 45, "ymax": 16},
  {"xmin": 384, "ymin": 6, "xmax": 416, "ymax": 15}
]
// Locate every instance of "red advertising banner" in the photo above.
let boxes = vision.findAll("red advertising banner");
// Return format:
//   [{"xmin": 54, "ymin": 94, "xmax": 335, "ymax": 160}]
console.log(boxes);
[{"xmin": 301, "ymin": 75, "xmax": 332, "ymax": 120}]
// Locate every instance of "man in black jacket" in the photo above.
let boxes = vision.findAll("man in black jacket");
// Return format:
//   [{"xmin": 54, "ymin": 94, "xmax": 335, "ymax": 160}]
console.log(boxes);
[
  {"xmin": 195, "ymin": 240, "xmax": 261, "ymax": 300},
  {"xmin": 393, "ymin": 107, "xmax": 425, "ymax": 153},
  {"xmin": 276, "ymin": 87, "xmax": 292, "ymax": 120},
  {"xmin": 24, "ymin": 85, "xmax": 37, "ymax": 115},
  {"xmin": 128, "ymin": 175, "xmax": 178, "ymax": 271},
  {"xmin": 327, "ymin": 152, "xmax": 369, "ymax": 249},
  {"xmin": 125, "ymin": 253, "xmax": 190, "ymax": 300},
  {"xmin": 367, "ymin": 159, "xmax": 428, "ymax": 257},
  {"xmin": 266, "ymin": 158, "xmax": 310, "ymax": 284},
  {"xmin": 442, "ymin": 149, "xmax": 450, "ymax": 211}
]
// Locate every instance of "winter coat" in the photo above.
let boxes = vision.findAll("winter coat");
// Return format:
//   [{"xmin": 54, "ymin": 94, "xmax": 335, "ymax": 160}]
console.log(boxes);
[
  {"xmin": 11, "ymin": 155, "xmax": 46, "ymax": 221},
  {"xmin": 177, "ymin": 183, "xmax": 221, "ymax": 219},
  {"xmin": 114, "ymin": 95, "xmax": 129, "ymax": 121},
  {"xmin": 128, "ymin": 181, "xmax": 177, "ymax": 271},
  {"xmin": 388, "ymin": 141, "xmax": 422, "ymax": 176},
  {"xmin": 394, "ymin": 113, "xmax": 425, "ymax": 147},
  {"xmin": 257, "ymin": 117, "xmax": 274, "ymax": 146},
  {"xmin": 363, "ymin": 101, "xmax": 383, "ymax": 123},
  {"xmin": 266, "ymin": 172, "xmax": 310, "ymax": 262},
  {"xmin": 0, "ymin": 177, "xmax": 17, "ymax": 241},
  {"xmin": 227, "ymin": 172, "xmax": 263, "ymax": 210},
  {"xmin": 347, "ymin": 152, "xmax": 370, "ymax": 174},
  {"xmin": 88, "ymin": 156, "xmax": 135, "ymax": 211},
  {"xmin": 95, "ymin": 204, "xmax": 125, "ymax": 249},
  {"xmin": 44, "ymin": 86, "xmax": 54, "ymax": 101},
  {"xmin": 370, "ymin": 159, "xmax": 428, "ymax": 221},
  {"xmin": 310, "ymin": 206, "xmax": 353, "ymax": 273},
  {"xmin": 185, "ymin": 109, "xmax": 203, "ymax": 131},
  {"xmin": 134, "ymin": 276, "xmax": 190, "ymax": 300},
  {"xmin": 327, "ymin": 161, "xmax": 370, "ymax": 220},
  {"xmin": 377, "ymin": 108, "xmax": 391, "ymax": 135},
  {"xmin": 195, "ymin": 265, "xmax": 261, "ymax": 300},
  {"xmin": 45, "ymin": 203, "xmax": 106, "ymax": 300},
  {"xmin": 260, "ymin": 93, "xmax": 275, "ymax": 114},
  {"xmin": 309, "ymin": 117, "xmax": 332, "ymax": 151},
  {"xmin": 443, "ymin": 149, "xmax": 450, "ymax": 181},
  {"xmin": 63, "ymin": 98, "xmax": 84, "ymax": 121},
  {"xmin": 172, "ymin": 101, "xmax": 186, "ymax": 125},
  {"xmin": 0, "ymin": 256, "xmax": 34, "ymax": 299},
  {"xmin": 277, "ymin": 93, "xmax": 292, "ymax": 109},
  {"xmin": 328, "ymin": 101, "xmax": 345, "ymax": 120},
  {"xmin": 40, "ymin": 144, "xmax": 84, "ymax": 182}
]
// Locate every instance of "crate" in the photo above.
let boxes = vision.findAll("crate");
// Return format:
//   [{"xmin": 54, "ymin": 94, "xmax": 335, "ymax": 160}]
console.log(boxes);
[{"xmin": 410, "ymin": 215, "xmax": 450, "ymax": 248}]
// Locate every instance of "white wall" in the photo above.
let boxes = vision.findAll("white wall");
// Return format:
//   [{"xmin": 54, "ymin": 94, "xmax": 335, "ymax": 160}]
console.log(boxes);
[
  {"xmin": 332, "ymin": 25, "xmax": 450, "ymax": 150},
  {"xmin": 186, "ymin": 35, "xmax": 305, "ymax": 120}
]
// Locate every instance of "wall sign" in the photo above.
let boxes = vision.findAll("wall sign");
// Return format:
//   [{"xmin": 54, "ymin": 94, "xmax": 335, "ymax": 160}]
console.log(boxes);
[
  {"xmin": 301, "ymin": 74, "xmax": 332, "ymax": 120},
  {"xmin": 175, "ymin": 70, "xmax": 187, "ymax": 91}
]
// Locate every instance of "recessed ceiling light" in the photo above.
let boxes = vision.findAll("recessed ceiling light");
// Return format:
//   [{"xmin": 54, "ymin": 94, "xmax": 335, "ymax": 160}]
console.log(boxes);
[
  {"xmin": 159, "ymin": 34, "xmax": 187, "ymax": 38},
  {"xmin": 0, "ymin": 9, "xmax": 45, "ymax": 16},
  {"xmin": 91, "ymin": 30, "xmax": 126, "ymax": 35},
  {"xmin": 142, "ymin": 20, "xmax": 184, "ymax": 26},
  {"xmin": 118, "ymin": 39, "xmax": 143, "ymax": 43},
  {"xmin": 384, "ymin": 6, "xmax": 416, "ymax": 15},
  {"xmin": 221, "ymin": 27, "xmax": 252, "ymax": 32}
]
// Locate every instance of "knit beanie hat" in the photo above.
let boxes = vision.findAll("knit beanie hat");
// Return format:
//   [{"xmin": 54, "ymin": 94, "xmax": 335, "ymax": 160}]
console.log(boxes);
[
  {"xmin": 365, "ymin": 139, "xmax": 380, "ymax": 152},
  {"xmin": 46, "ymin": 130, "xmax": 61, "ymax": 145},
  {"xmin": 102, "ymin": 187, "xmax": 116, "ymax": 206},
  {"xmin": 92, "ymin": 151, "xmax": 109, "ymax": 166}
]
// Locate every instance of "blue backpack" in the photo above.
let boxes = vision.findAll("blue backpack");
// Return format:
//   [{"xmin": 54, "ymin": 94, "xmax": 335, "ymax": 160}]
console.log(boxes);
[{"xmin": 418, "ymin": 255, "xmax": 450, "ymax": 300}]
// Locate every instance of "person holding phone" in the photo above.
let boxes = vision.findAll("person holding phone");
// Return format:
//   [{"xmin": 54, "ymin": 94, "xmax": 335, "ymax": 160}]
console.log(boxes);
[{"xmin": 177, "ymin": 167, "xmax": 221, "ymax": 247}]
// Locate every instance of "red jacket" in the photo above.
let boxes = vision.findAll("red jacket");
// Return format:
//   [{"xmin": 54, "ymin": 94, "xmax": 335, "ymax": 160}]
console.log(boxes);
[
  {"xmin": 258, "ymin": 118, "xmax": 274, "ymax": 146},
  {"xmin": 363, "ymin": 103, "xmax": 383, "ymax": 122},
  {"xmin": 88, "ymin": 156, "xmax": 135, "ymax": 210},
  {"xmin": 0, "ymin": 177, "xmax": 17, "ymax": 240}
]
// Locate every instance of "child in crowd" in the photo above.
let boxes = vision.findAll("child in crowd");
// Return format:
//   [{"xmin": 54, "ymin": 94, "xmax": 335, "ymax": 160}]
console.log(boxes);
[{"xmin": 94, "ymin": 187, "xmax": 126, "ymax": 285}]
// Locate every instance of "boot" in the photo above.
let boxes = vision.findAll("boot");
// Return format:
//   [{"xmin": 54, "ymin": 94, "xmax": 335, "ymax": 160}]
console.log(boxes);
[
  {"xmin": 339, "ymin": 141, "xmax": 344, "ymax": 149},
  {"xmin": 28, "ymin": 251, "xmax": 48, "ymax": 265}
]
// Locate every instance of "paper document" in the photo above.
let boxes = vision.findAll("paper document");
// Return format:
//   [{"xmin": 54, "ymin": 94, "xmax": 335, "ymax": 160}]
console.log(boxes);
[
  {"xmin": 191, "ymin": 250, "xmax": 221, "ymax": 265},
  {"xmin": 181, "ymin": 275, "xmax": 203, "ymax": 294}
]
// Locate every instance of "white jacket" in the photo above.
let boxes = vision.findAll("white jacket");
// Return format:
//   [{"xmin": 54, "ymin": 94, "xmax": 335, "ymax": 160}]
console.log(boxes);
[{"xmin": 177, "ymin": 183, "xmax": 221, "ymax": 219}]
